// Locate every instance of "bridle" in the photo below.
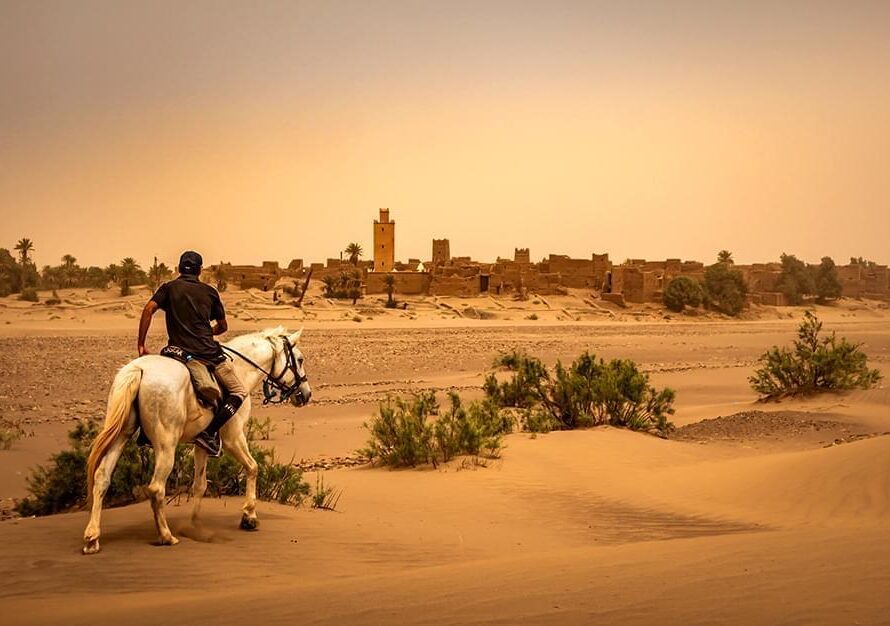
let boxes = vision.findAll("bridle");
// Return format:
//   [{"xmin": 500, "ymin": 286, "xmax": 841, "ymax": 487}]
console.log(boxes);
[{"xmin": 221, "ymin": 335, "xmax": 309, "ymax": 405}]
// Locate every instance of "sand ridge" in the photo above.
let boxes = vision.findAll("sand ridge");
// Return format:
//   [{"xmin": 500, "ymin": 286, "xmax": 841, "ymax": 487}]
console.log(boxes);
[{"xmin": 1, "ymin": 289, "xmax": 889, "ymax": 624}]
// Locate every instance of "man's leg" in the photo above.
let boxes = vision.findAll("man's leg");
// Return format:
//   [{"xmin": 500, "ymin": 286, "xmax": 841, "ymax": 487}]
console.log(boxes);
[{"xmin": 194, "ymin": 360, "xmax": 248, "ymax": 457}]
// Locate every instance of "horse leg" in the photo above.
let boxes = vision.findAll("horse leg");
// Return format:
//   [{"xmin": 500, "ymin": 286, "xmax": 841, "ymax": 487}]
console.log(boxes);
[
  {"xmin": 225, "ymin": 430, "xmax": 259, "ymax": 531},
  {"xmin": 82, "ymin": 433, "xmax": 128, "ymax": 555},
  {"xmin": 147, "ymin": 442, "xmax": 179, "ymax": 546},
  {"xmin": 190, "ymin": 447, "xmax": 209, "ymax": 524}
]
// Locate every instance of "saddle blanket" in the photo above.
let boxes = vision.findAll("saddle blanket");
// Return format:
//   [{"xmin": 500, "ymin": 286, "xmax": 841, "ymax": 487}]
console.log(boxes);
[{"xmin": 159, "ymin": 345, "xmax": 224, "ymax": 409}]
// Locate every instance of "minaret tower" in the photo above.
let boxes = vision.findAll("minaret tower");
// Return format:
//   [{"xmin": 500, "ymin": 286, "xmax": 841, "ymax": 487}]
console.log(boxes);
[{"xmin": 373, "ymin": 208, "xmax": 395, "ymax": 272}]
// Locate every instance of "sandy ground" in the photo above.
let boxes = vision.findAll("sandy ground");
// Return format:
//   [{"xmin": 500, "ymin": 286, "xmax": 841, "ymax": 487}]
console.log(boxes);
[{"xmin": 1, "ymin": 287, "xmax": 889, "ymax": 625}]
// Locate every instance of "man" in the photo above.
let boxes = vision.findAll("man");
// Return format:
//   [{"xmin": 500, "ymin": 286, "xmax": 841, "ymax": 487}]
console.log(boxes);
[{"xmin": 137, "ymin": 251, "xmax": 246, "ymax": 457}]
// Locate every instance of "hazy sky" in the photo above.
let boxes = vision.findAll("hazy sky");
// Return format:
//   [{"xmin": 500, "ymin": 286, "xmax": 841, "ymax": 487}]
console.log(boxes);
[{"xmin": 1, "ymin": 1, "xmax": 888, "ymax": 269}]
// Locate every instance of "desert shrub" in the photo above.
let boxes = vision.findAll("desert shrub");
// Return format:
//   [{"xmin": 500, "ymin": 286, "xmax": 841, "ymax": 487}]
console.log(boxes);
[
  {"xmin": 14, "ymin": 417, "xmax": 308, "ymax": 517},
  {"xmin": 483, "ymin": 352, "xmax": 549, "ymax": 409},
  {"xmin": 311, "ymin": 474, "xmax": 342, "ymax": 511},
  {"xmin": 749, "ymin": 312, "xmax": 882, "ymax": 400},
  {"xmin": 18, "ymin": 288, "xmax": 38, "ymax": 302},
  {"xmin": 361, "ymin": 391, "xmax": 510, "ymax": 468},
  {"xmin": 526, "ymin": 313, "xmax": 539, "ymax": 320},
  {"xmin": 44, "ymin": 289, "xmax": 62, "ymax": 306},
  {"xmin": 433, "ymin": 394, "xmax": 511, "ymax": 463},
  {"xmin": 486, "ymin": 351, "xmax": 675, "ymax": 436},
  {"xmin": 522, "ymin": 407, "xmax": 558, "ymax": 433},
  {"xmin": 663, "ymin": 276, "xmax": 703, "ymax": 312},
  {"xmin": 246, "ymin": 415, "xmax": 274, "ymax": 440},
  {"xmin": 0, "ymin": 424, "xmax": 26, "ymax": 450},
  {"xmin": 361, "ymin": 391, "xmax": 439, "ymax": 467},
  {"xmin": 702, "ymin": 263, "xmax": 747, "ymax": 316}
]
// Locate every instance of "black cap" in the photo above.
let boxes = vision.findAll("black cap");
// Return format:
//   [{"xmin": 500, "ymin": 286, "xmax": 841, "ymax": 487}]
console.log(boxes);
[{"xmin": 178, "ymin": 250, "xmax": 203, "ymax": 275}]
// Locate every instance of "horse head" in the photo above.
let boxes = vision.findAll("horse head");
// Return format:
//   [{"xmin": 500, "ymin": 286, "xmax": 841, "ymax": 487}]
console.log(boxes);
[{"xmin": 282, "ymin": 328, "xmax": 312, "ymax": 407}]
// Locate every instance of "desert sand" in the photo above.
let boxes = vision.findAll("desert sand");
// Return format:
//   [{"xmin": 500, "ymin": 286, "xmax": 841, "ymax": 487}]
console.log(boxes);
[{"xmin": 1, "ymin": 285, "xmax": 889, "ymax": 625}]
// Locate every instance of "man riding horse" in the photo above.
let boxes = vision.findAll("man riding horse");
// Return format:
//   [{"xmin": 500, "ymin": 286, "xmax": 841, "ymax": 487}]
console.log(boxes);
[{"xmin": 137, "ymin": 250, "xmax": 245, "ymax": 457}]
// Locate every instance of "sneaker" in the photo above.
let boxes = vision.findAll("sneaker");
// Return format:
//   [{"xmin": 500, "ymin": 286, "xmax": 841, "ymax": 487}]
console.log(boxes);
[{"xmin": 193, "ymin": 430, "xmax": 223, "ymax": 457}]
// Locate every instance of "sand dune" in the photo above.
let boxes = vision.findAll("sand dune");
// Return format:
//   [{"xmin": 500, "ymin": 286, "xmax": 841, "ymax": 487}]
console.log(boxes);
[{"xmin": 1, "ymin": 294, "xmax": 889, "ymax": 623}]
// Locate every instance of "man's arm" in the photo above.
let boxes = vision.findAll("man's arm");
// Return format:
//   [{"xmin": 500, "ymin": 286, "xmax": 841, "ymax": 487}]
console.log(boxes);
[
  {"xmin": 137, "ymin": 300, "xmax": 160, "ymax": 356},
  {"xmin": 212, "ymin": 318, "xmax": 228, "ymax": 336}
]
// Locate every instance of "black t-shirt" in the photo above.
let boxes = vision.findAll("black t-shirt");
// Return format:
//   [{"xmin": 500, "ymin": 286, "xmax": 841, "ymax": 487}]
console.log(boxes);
[{"xmin": 150, "ymin": 275, "xmax": 226, "ymax": 363}]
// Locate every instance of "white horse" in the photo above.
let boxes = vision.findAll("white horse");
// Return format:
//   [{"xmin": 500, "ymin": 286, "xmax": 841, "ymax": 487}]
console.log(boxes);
[{"xmin": 82, "ymin": 326, "xmax": 311, "ymax": 555}]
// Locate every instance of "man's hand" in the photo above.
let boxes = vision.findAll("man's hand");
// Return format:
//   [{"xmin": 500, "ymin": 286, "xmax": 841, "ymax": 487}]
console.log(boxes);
[{"xmin": 138, "ymin": 300, "xmax": 159, "ymax": 357}]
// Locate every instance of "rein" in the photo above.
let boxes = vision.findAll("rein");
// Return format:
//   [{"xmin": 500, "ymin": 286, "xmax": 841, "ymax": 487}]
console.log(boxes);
[{"xmin": 222, "ymin": 335, "xmax": 307, "ymax": 405}]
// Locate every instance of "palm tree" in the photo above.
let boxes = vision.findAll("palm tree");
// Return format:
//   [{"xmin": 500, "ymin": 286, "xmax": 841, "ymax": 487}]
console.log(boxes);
[
  {"xmin": 345, "ymin": 243, "xmax": 363, "ymax": 266},
  {"xmin": 119, "ymin": 257, "xmax": 142, "ymax": 296},
  {"xmin": 14, "ymin": 238, "xmax": 34, "ymax": 265},
  {"xmin": 147, "ymin": 256, "xmax": 172, "ymax": 290},
  {"xmin": 105, "ymin": 263, "xmax": 120, "ymax": 284},
  {"xmin": 338, "ymin": 271, "xmax": 351, "ymax": 291},
  {"xmin": 717, "ymin": 250, "xmax": 734, "ymax": 265},
  {"xmin": 321, "ymin": 275, "xmax": 337, "ymax": 298},
  {"xmin": 61, "ymin": 254, "xmax": 78, "ymax": 287},
  {"xmin": 383, "ymin": 274, "xmax": 396, "ymax": 307}
]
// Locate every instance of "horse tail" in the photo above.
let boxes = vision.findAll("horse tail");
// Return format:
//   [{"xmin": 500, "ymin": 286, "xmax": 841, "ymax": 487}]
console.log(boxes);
[{"xmin": 87, "ymin": 363, "xmax": 142, "ymax": 497}]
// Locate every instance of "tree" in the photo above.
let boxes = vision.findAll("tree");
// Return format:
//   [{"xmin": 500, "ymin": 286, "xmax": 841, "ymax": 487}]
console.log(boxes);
[
  {"xmin": 83, "ymin": 266, "xmax": 109, "ymax": 289},
  {"xmin": 850, "ymin": 257, "xmax": 875, "ymax": 267},
  {"xmin": 345, "ymin": 243, "xmax": 363, "ymax": 266},
  {"xmin": 14, "ymin": 238, "xmax": 34, "ymax": 265},
  {"xmin": 147, "ymin": 256, "xmax": 173, "ymax": 290},
  {"xmin": 0, "ymin": 248, "xmax": 21, "ymax": 296},
  {"xmin": 60, "ymin": 254, "xmax": 80, "ymax": 287},
  {"xmin": 776, "ymin": 253, "xmax": 815, "ymax": 305},
  {"xmin": 321, "ymin": 275, "xmax": 337, "ymax": 298},
  {"xmin": 813, "ymin": 257, "xmax": 842, "ymax": 303},
  {"xmin": 717, "ymin": 250, "xmax": 734, "ymax": 264},
  {"xmin": 663, "ymin": 276, "xmax": 703, "ymax": 312},
  {"xmin": 105, "ymin": 263, "xmax": 120, "ymax": 284},
  {"xmin": 118, "ymin": 257, "xmax": 143, "ymax": 296},
  {"xmin": 703, "ymin": 263, "xmax": 747, "ymax": 316},
  {"xmin": 383, "ymin": 274, "xmax": 396, "ymax": 308},
  {"xmin": 40, "ymin": 265, "xmax": 64, "ymax": 290}
]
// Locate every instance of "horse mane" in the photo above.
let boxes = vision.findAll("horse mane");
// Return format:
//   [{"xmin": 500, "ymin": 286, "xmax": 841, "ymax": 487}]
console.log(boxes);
[{"xmin": 225, "ymin": 326, "xmax": 289, "ymax": 349}]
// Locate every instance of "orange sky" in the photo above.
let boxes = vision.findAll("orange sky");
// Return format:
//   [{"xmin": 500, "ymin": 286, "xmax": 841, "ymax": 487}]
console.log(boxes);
[{"xmin": 1, "ymin": 1, "xmax": 888, "ymax": 269}]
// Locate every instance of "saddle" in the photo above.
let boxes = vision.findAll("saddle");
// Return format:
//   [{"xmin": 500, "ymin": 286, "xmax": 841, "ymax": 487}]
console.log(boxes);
[{"xmin": 159, "ymin": 345, "xmax": 225, "ymax": 409}]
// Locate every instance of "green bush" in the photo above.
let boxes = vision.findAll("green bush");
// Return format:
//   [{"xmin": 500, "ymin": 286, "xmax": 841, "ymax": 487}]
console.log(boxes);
[
  {"xmin": 522, "ymin": 407, "xmax": 558, "ymax": 433},
  {"xmin": 749, "ymin": 312, "xmax": 882, "ymax": 400},
  {"xmin": 361, "ymin": 391, "xmax": 511, "ymax": 468},
  {"xmin": 483, "ymin": 352, "xmax": 549, "ymax": 409},
  {"xmin": 703, "ymin": 263, "xmax": 747, "ymax": 316},
  {"xmin": 17, "ymin": 288, "xmax": 38, "ymax": 302},
  {"xmin": 486, "ymin": 350, "xmax": 675, "ymax": 436},
  {"xmin": 663, "ymin": 276, "xmax": 703, "ymax": 312},
  {"xmin": 14, "ymin": 417, "xmax": 308, "ymax": 517}
]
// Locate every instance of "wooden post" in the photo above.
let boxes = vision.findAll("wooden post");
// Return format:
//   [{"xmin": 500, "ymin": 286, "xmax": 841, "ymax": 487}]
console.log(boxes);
[{"xmin": 295, "ymin": 267, "xmax": 313, "ymax": 307}]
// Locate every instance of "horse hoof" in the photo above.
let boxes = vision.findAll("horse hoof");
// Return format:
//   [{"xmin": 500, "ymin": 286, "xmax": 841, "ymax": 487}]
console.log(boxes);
[
  {"xmin": 82, "ymin": 540, "xmax": 101, "ymax": 555},
  {"xmin": 158, "ymin": 535, "xmax": 180, "ymax": 546},
  {"xmin": 240, "ymin": 515, "xmax": 259, "ymax": 531}
]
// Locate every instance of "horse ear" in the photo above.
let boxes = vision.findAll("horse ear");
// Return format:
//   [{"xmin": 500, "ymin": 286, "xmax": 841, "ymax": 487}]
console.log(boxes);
[{"xmin": 288, "ymin": 327, "xmax": 303, "ymax": 345}]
